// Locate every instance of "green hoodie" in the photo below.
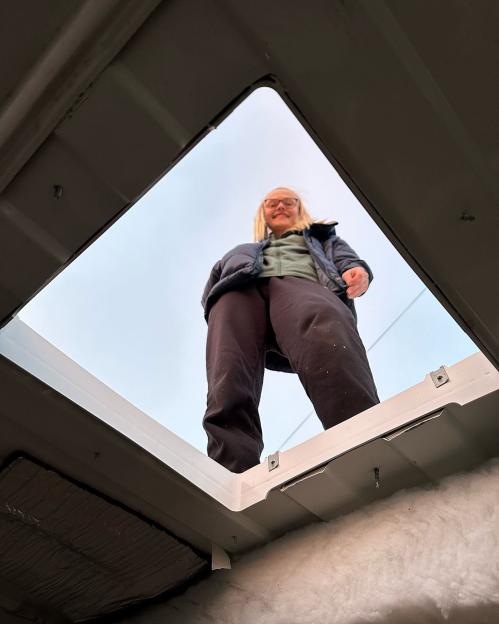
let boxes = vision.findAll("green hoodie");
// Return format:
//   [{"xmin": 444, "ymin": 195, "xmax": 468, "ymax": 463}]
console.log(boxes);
[{"xmin": 258, "ymin": 230, "xmax": 318, "ymax": 282}]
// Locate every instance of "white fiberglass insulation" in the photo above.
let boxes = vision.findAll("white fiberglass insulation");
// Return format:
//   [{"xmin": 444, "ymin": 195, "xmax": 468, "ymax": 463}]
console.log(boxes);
[{"xmin": 123, "ymin": 460, "xmax": 499, "ymax": 624}]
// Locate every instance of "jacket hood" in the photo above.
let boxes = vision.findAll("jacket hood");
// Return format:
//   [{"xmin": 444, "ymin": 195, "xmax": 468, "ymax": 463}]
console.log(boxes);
[{"xmin": 307, "ymin": 221, "xmax": 338, "ymax": 240}]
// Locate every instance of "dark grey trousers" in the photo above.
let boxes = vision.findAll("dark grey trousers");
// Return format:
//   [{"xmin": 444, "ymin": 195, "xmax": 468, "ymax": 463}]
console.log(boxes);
[{"xmin": 203, "ymin": 276, "xmax": 379, "ymax": 472}]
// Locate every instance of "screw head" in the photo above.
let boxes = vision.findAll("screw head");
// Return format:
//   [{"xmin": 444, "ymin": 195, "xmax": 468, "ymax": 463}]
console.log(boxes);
[{"xmin": 53, "ymin": 184, "xmax": 63, "ymax": 199}]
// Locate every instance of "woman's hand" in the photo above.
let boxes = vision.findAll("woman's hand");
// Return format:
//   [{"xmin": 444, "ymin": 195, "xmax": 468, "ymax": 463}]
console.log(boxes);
[{"xmin": 342, "ymin": 267, "xmax": 369, "ymax": 299}]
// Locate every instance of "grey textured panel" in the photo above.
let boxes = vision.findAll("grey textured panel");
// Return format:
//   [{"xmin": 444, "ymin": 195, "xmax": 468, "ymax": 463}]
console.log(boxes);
[
  {"xmin": 115, "ymin": 0, "xmax": 265, "ymax": 136},
  {"xmin": 3, "ymin": 135, "xmax": 124, "ymax": 251},
  {"xmin": 385, "ymin": 408, "xmax": 486, "ymax": 480},
  {"xmin": 56, "ymin": 70, "xmax": 182, "ymax": 202},
  {"xmin": 281, "ymin": 437, "xmax": 431, "ymax": 521},
  {"xmin": 0, "ymin": 134, "xmax": 125, "ymax": 324},
  {"xmin": 54, "ymin": 0, "xmax": 266, "ymax": 203},
  {"xmin": 243, "ymin": 486, "xmax": 321, "ymax": 537},
  {"xmin": 281, "ymin": 398, "xmax": 499, "ymax": 521},
  {"xmin": 0, "ymin": 209, "xmax": 62, "ymax": 301},
  {"xmin": 0, "ymin": 572, "xmax": 70, "ymax": 623},
  {"xmin": 0, "ymin": 0, "xmax": 76, "ymax": 109},
  {"xmin": 0, "ymin": 0, "xmax": 163, "ymax": 193},
  {"xmin": 0, "ymin": 457, "xmax": 207, "ymax": 621},
  {"xmin": 386, "ymin": 0, "xmax": 498, "ymax": 161}
]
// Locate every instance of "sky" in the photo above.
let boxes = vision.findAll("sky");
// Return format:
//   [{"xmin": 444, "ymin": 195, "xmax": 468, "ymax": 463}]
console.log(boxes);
[{"xmin": 16, "ymin": 87, "xmax": 477, "ymax": 458}]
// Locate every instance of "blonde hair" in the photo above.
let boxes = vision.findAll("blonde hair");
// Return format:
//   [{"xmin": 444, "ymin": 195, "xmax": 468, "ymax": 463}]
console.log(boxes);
[{"xmin": 253, "ymin": 187, "xmax": 314, "ymax": 241}]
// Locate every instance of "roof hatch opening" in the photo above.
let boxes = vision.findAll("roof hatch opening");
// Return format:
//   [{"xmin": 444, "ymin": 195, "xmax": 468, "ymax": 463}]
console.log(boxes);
[{"xmin": 1, "ymin": 86, "xmax": 481, "ymax": 460}]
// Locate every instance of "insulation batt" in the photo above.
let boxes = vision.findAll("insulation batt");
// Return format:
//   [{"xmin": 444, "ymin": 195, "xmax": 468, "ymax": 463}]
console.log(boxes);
[{"xmin": 123, "ymin": 460, "xmax": 499, "ymax": 624}]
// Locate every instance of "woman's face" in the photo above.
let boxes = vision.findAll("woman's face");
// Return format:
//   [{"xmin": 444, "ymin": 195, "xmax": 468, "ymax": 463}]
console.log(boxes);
[{"xmin": 263, "ymin": 188, "xmax": 300, "ymax": 238}]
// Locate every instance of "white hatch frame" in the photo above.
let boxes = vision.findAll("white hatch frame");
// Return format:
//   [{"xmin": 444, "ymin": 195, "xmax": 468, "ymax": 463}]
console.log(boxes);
[{"xmin": 1, "ymin": 315, "xmax": 498, "ymax": 513}]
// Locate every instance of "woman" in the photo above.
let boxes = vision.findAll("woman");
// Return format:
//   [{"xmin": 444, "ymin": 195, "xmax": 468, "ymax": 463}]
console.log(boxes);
[{"xmin": 202, "ymin": 187, "xmax": 379, "ymax": 473}]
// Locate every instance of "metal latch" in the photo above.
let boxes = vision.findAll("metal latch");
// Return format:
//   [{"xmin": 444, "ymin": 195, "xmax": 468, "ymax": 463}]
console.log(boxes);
[
  {"xmin": 430, "ymin": 365, "xmax": 449, "ymax": 388},
  {"xmin": 267, "ymin": 452, "xmax": 279, "ymax": 471}
]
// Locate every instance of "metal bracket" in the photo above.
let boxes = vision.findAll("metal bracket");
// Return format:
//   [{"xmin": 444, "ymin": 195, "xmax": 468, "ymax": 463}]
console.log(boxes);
[
  {"xmin": 430, "ymin": 366, "xmax": 449, "ymax": 388},
  {"xmin": 267, "ymin": 452, "xmax": 279, "ymax": 471}
]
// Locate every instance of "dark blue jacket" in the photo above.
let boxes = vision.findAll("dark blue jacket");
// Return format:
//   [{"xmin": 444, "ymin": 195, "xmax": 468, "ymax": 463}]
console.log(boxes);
[{"xmin": 201, "ymin": 223, "xmax": 373, "ymax": 372}]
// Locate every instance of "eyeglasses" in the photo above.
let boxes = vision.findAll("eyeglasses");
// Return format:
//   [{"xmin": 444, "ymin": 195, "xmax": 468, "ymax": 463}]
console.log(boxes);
[{"xmin": 263, "ymin": 198, "xmax": 299, "ymax": 208}]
